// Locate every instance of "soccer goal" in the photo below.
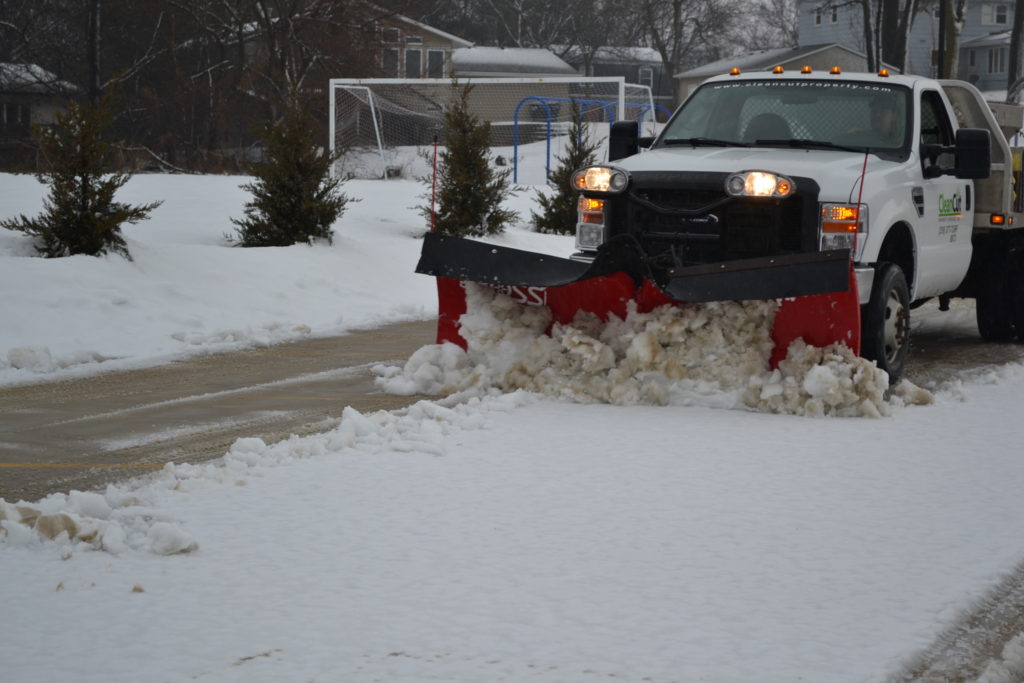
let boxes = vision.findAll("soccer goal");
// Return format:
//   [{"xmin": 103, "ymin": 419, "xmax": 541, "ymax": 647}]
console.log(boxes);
[{"xmin": 328, "ymin": 77, "xmax": 664, "ymax": 181}]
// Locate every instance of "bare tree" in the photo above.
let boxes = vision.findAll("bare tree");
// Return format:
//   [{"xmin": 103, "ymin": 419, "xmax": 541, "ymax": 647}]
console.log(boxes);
[
  {"xmin": 1008, "ymin": 0, "xmax": 1024, "ymax": 100},
  {"xmin": 737, "ymin": 0, "xmax": 799, "ymax": 49},
  {"xmin": 633, "ymin": 0, "xmax": 738, "ymax": 103},
  {"xmin": 940, "ymin": 0, "xmax": 969, "ymax": 78}
]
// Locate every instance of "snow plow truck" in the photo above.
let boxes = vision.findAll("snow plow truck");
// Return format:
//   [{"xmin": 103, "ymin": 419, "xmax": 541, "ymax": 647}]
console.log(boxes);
[{"xmin": 416, "ymin": 67, "xmax": 1024, "ymax": 383}]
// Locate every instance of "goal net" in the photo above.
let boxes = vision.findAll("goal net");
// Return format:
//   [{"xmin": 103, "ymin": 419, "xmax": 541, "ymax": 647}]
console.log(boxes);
[{"xmin": 328, "ymin": 77, "xmax": 663, "ymax": 181}]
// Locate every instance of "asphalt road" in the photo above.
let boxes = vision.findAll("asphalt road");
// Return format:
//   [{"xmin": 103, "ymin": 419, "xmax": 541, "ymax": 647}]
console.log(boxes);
[{"xmin": 0, "ymin": 320, "xmax": 435, "ymax": 503}]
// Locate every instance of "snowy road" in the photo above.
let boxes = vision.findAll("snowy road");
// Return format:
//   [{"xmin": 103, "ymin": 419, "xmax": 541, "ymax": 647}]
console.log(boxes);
[{"xmin": 0, "ymin": 320, "xmax": 433, "ymax": 501}]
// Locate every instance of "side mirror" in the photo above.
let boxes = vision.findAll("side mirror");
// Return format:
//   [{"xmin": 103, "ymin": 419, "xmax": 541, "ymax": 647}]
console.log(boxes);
[
  {"xmin": 954, "ymin": 128, "xmax": 991, "ymax": 180},
  {"xmin": 609, "ymin": 121, "xmax": 639, "ymax": 161}
]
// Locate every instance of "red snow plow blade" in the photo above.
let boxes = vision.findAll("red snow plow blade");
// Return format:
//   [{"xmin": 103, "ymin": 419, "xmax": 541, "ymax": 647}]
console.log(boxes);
[{"xmin": 418, "ymin": 233, "xmax": 860, "ymax": 368}]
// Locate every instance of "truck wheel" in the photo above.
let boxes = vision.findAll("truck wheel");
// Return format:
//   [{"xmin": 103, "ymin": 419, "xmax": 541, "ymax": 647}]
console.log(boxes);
[
  {"xmin": 1011, "ymin": 252, "xmax": 1024, "ymax": 342},
  {"xmin": 976, "ymin": 268, "xmax": 1015, "ymax": 342},
  {"xmin": 861, "ymin": 262, "xmax": 910, "ymax": 383}
]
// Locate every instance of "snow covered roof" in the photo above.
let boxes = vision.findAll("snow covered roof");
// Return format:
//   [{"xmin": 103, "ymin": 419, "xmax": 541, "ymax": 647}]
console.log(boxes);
[
  {"xmin": 961, "ymin": 30, "xmax": 1012, "ymax": 48},
  {"xmin": 675, "ymin": 43, "xmax": 867, "ymax": 79},
  {"xmin": 555, "ymin": 45, "xmax": 663, "ymax": 65},
  {"xmin": 0, "ymin": 63, "xmax": 76, "ymax": 94},
  {"xmin": 452, "ymin": 47, "xmax": 577, "ymax": 77}
]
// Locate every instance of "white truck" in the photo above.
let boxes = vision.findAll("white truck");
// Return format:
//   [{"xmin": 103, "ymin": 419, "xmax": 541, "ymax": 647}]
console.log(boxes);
[
  {"xmin": 568, "ymin": 67, "xmax": 1024, "ymax": 381},
  {"xmin": 417, "ymin": 68, "xmax": 1024, "ymax": 383}
]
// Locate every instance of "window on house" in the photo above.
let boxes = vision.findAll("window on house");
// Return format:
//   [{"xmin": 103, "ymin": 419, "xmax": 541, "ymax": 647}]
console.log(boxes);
[
  {"xmin": 830, "ymin": 6, "xmax": 838, "ymax": 22},
  {"xmin": 405, "ymin": 48, "xmax": 422, "ymax": 78},
  {"xmin": 639, "ymin": 66, "xmax": 653, "ymax": 88},
  {"xmin": 427, "ymin": 50, "xmax": 445, "ymax": 78},
  {"xmin": 814, "ymin": 7, "xmax": 822, "ymax": 25},
  {"xmin": 381, "ymin": 27, "xmax": 400, "ymax": 43},
  {"xmin": 383, "ymin": 48, "xmax": 399, "ymax": 76},
  {"xmin": 969, "ymin": 49, "xmax": 976, "ymax": 68},
  {"xmin": 406, "ymin": 35, "xmax": 423, "ymax": 45},
  {"xmin": 982, "ymin": 3, "xmax": 1010, "ymax": 25},
  {"xmin": 988, "ymin": 46, "xmax": 1007, "ymax": 73}
]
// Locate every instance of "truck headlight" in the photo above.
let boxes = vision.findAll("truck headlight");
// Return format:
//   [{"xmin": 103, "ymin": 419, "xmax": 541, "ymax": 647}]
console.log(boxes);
[
  {"xmin": 724, "ymin": 171, "xmax": 795, "ymax": 198},
  {"xmin": 572, "ymin": 166, "xmax": 629, "ymax": 194}
]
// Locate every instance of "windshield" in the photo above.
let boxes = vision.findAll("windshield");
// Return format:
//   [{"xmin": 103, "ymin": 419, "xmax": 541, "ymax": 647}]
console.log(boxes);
[{"xmin": 660, "ymin": 79, "xmax": 912, "ymax": 156}]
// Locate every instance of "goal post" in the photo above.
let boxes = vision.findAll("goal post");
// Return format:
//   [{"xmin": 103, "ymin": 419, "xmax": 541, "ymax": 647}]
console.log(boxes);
[{"xmin": 328, "ymin": 77, "xmax": 661, "ymax": 182}]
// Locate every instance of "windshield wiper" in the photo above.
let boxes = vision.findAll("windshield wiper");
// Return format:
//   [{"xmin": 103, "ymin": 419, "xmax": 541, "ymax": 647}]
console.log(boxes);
[
  {"xmin": 662, "ymin": 137, "xmax": 750, "ymax": 148},
  {"xmin": 751, "ymin": 138, "xmax": 868, "ymax": 153}
]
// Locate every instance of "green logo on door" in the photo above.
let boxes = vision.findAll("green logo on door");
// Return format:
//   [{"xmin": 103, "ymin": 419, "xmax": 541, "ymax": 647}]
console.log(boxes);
[{"xmin": 939, "ymin": 192, "xmax": 962, "ymax": 218}]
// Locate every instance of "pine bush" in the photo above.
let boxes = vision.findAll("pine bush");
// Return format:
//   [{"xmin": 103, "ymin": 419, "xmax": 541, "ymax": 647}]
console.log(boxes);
[
  {"xmin": 0, "ymin": 96, "xmax": 161, "ymax": 259},
  {"xmin": 531, "ymin": 101, "xmax": 600, "ymax": 235},
  {"xmin": 424, "ymin": 82, "xmax": 517, "ymax": 237},
  {"xmin": 231, "ymin": 98, "xmax": 349, "ymax": 247}
]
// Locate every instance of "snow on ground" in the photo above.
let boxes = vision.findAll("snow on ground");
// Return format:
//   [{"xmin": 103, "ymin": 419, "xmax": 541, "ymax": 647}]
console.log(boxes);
[{"xmin": 3, "ymin": 160, "xmax": 1024, "ymax": 681}]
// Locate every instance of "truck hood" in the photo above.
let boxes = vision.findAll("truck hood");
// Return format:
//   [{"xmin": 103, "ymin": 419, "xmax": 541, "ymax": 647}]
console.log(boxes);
[{"xmin": 618, "ymin": 146, "xmax": 882, "ymax": 196}]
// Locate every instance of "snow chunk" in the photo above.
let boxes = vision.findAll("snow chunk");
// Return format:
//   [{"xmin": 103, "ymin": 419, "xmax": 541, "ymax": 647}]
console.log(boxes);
[
  {"xmin": 378, "ymin": 283, "xmax": 933, "ymax": 418},
  {"xmin": 147, "ymin": 522, "xmax": 198, "ymax": 555}
]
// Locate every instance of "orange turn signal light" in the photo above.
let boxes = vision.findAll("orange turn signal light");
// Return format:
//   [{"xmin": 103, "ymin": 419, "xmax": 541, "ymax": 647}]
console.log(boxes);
[{"xmin": 821, "ymin": 205, "xmax": 860, "ymax": 233}]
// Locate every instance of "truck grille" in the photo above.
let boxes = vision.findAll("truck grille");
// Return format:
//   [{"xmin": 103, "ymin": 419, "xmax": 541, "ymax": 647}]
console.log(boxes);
[{"xmin": 612, "ymin": 172, "xmax": 819, "ymax": 267}]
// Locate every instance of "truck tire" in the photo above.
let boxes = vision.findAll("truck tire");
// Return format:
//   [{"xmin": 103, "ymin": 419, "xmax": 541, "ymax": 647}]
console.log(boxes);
[
  {"xmin": 861, "ymin": 262, "xmax": 910, "ymax": 383},
  {"xmin": 1011, "ymin": 252, "xmax": 1024, "ymax": 343},
  {"xmin": 976, "ymin": 268, "xmax": 1015, "ymax": 342}
]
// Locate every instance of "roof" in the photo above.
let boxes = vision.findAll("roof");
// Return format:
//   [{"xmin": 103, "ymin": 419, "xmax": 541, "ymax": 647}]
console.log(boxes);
[
  {"xmin": 961, "ymin": 30, "xmax": 1011, "ymax": 48},
  {"xmin": 556, "ymin": 45, "xmax": 663, "ymax": 65},
  {"xmin": 0, "ymin": 63, "xmax": 76, "ymax": 94},
  {"xmin": 675, "ymin": 43, "xmax": 868, "ymax": 79},
  {"xmin": 394, "ymin": 13, "xmax": 473, "ymax": 48},
  {"xmin": 452, "ymin": 47, "xmax": 577, "ymax": 77}
]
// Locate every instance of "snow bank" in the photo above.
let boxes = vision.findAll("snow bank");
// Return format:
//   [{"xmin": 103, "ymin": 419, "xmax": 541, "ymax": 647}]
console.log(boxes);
[
  {"xmin": 376, "ymin": 284, "xmax": 933, "ymax": 417},
  {"xmin": 0, "ymin": 392, "xmax": 533, "ymax": 554}
]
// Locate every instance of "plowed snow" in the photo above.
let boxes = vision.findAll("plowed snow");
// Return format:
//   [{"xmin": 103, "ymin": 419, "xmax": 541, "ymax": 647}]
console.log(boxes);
[{"xmin": 375, "ymin": 284, "xmax": 933, "ymax": 417}]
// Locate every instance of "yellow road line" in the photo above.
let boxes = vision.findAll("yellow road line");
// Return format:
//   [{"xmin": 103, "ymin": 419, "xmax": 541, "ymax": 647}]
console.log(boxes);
[
  {"xmin": 0, "ymin": 463, "xmax": 165, "ymax": 469},
  {"xmin": 256, "ymin": 395, "xmax": 415, "ymax": 402}
]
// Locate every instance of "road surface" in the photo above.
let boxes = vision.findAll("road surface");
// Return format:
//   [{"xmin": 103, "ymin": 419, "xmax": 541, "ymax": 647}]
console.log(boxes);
[{"xmin": 0, "ymin": 320, "xmax": 435, "ymax": 503}]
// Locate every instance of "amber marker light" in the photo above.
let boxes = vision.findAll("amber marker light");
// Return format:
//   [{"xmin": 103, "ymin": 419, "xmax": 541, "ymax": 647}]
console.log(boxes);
[
  {"xmin": 829, "ymin": 66, "xmax": 842, "ymax": 74},
  {"xmin": 729, "ymin": 67, "xmax": 741, "ymax": 76},
  {"xmin": 772, "ymin": 65, "xmax": 784, "ymax": 74},
  {"xmin": 801, "ymin": 65, "xmax": 812, "ymax": 74},
  {"xmin": 821, "ymin": 205, "xmax": 860, "ymax": 232},
  {"xmin": 878, "ymin": 68, "xmax": 890, "ymax": 77},
  {"xmin": 991, "ymin": 213, "xmax": 1007, "ymax": 225}
]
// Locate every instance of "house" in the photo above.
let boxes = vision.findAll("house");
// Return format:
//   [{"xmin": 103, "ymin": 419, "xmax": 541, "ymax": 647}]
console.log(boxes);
[
  {"xmin": 796, "ymin": 0, "xmax": 1016, "ymax": 80},
  {"xmin": 674, "ymin": 44, "xmax": 872, "ymax": 100},
  {"xmin": 0, "ymin": 63, "xmax": 76, "ymax": 170},
  {"xmin": 370, "ymin": 12, "xmax": 473, "ymax": 79},
  {"xmin": 560, "ymin": 46, "xmax": 673, "ymax": 116},
  {"xmin": 959, "ymin": 30, "xmax": 1012, "ymax": 91}
]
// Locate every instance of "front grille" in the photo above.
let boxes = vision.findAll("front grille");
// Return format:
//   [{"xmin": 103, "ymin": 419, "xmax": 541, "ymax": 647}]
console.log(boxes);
[{"xmin": 609, "ymin": 171, "xmax": 819, "ymax": 267}]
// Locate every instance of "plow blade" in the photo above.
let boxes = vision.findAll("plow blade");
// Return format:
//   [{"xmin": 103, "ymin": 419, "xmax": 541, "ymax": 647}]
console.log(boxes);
[{"xmin": 419, "ymin": 234, "xmax": 860, "ymax": 367}]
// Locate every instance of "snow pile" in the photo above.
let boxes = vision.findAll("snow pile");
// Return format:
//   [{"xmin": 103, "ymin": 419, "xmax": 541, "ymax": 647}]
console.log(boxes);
[
  {"xmin": 0, "ymin": 490, "xmax": 197, "ymax": 555},
  {"xmin": 376, "ymin": 284, "xmax": 933, "ymax": 417},
  {"xmin": 0, "ymin": 393, "xmax": 532, "ymax": 554}
]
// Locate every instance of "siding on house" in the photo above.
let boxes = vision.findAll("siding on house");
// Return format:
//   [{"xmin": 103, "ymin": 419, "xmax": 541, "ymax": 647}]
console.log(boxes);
[{"xmin": 796, "ymin": 0, "xmax": 1016, "ymax": 82}]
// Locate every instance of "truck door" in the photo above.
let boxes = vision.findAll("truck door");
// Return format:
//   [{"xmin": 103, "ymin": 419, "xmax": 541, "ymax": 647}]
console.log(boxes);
[{"xmin": 915, "ymin": 89, "xmax": 973, "ymax": 296}]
